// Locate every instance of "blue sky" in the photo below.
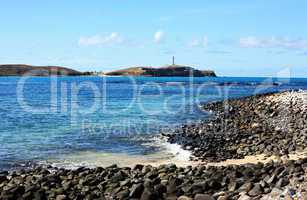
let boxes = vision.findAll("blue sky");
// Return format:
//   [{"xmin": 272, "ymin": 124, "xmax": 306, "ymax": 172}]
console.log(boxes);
[{"xmin": 1, "ymin": 1, "xmax": 307, "ymax": 77}]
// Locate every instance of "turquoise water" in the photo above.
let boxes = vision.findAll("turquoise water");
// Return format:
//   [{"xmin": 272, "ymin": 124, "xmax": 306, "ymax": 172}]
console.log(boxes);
[{"xmin": 1, "ymin": 76, "xmax": 307, "ymax": 170}]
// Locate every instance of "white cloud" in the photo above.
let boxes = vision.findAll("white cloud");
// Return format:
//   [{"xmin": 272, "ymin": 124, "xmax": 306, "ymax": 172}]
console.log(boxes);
[
  {"xmin": 239, "ymin": 36, "xmax": 307, "ymax": 49},
  {"xmin": 154, "ymin": 30, "xmax": 165, "ymax": 44},
  {"xmin": 79, "ymin": 32, "xmax": 124, "ymax": 46},
  {"xmin": 188, "ymin": 36, "xmax": 208, "ymax": 47}
]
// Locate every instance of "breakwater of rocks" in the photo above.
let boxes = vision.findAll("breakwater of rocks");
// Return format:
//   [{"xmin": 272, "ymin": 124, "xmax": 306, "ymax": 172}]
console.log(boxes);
[
  {"xmin": 0, "ymin": 159, "xmax": 306, "ymax": 200},
  {"xmin": 166, "ymin": 91, "xmax": 307, "ymax": 162}
]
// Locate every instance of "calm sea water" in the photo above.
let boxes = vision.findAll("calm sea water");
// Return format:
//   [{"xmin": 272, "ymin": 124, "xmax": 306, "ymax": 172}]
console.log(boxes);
[{"xmin": 1, "ymin": 76, "xmax": 307, "ymax": 170}]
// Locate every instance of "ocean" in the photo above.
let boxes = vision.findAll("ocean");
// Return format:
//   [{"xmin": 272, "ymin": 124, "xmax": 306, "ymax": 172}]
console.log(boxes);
[{"xmin": 1, "ymin": 76, "xmax": 307, "ymax": 170}]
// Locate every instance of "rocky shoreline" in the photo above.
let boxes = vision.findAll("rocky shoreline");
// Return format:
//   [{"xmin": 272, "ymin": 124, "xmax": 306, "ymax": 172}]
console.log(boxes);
[
  {"xmin": 0, "ymin": 159, "xmax": 306, "ymax": 200},
  {"xmin": 166, "ymin": 90, "xmax": 307, "ymax": 162},
  {"xmin": 1, "ymin": 91, "xmax": 307, "ymax": 200}
]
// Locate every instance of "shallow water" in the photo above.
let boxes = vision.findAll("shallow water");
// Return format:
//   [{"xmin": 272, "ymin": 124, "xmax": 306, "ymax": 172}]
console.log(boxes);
[{"xmin": 1, "ymin": 76, "xmax": 307, "ymax": 170}]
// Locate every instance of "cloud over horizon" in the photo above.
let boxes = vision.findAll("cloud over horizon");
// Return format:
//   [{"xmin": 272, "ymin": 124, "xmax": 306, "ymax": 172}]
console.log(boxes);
[
  {"xmin": 153, "ymin": 30, "xmax": 165, "ymax": 44},
  {"xmin": 188, "ymin": 36, "xmax": 208, "ymax": 47},
  {"xmin": 79, "ymin": 32, "xmax": 124, "ymax": 46},
  {"xmin": 239, "ymin": 36, "xmax": 307, "ymax": 50}
]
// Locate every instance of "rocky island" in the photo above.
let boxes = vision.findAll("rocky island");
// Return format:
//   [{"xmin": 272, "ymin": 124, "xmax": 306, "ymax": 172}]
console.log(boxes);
[
  {"xmin": 0, "ymin": 64, "xmax": 84, "ymax": 76},
  {"xmin": 104, "ymin": 65, "xmax": 217, "ymax": 77}
]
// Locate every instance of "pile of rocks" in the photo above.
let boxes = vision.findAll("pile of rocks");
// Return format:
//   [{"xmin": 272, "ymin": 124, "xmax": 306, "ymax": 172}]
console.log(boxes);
[
  {"xmin": 166, "ymin": 91, "xmax": 307, "ymax": 162},
  {"xmin": 0, "ymin": 159, "xmax": 306, "ymax": 200}
]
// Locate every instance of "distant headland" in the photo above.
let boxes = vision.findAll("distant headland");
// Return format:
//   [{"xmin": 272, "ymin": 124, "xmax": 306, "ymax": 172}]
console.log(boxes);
[
  {"xmin": 104, "ymin": 65, "xmax": 216, "ymax": 77},
  {"xmin": 103, "ymin": 56, "xmax": 216, "ymax": 77},
  {"xmin": 0, "ymin": 58, "xmax": 217, "ymax": 77},
  {"xmin": 0, "ymin": 64, "xmax": 83, "ymax": 76}
]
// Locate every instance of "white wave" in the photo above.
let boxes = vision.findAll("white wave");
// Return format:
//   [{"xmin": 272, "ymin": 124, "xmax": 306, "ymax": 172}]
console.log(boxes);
[
  {"xmin": 42, "ymin": 137, "xmax": 195, "ymax": 169},
  {"xmin": 163, "ymin": 142, "xmax": 192, "ymax": 161}
]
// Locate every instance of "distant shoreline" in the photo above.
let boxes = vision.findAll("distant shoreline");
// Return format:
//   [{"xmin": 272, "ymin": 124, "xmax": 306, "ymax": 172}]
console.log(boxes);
[
  {"xmin": 0, "ymin": 64, "xmax": 218, "ymax": 77},
  {"xmin": 104, "ymin": 65, "xmax": 217, "ymax": 77},
  {"xmin": 0, "ymin": 64, "xmax": 84, "ymax": 76}
]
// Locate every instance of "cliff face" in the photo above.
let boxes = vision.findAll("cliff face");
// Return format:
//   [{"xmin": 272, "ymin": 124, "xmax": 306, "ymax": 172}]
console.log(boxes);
[
  {"xmin": 0, "ymin": 64, "xmax": 83, "ymax": 76},
  {"xmin": 105, "ymin": 65, "xmax": 217, "ymax": 77}
]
